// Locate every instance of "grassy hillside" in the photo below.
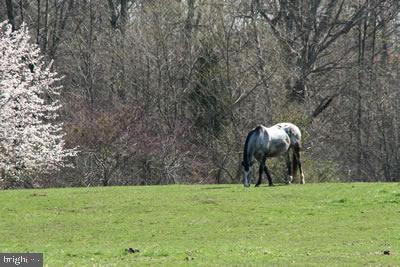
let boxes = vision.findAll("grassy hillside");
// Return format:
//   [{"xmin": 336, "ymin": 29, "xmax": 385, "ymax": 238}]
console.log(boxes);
[{"xmin": 0, "ymin": 183, "xmax": 399, "ymax": 266}]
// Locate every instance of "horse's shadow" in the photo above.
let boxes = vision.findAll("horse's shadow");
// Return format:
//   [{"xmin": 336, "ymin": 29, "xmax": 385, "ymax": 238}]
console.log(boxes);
[
  {"xmin": 257, "ymin": 183, "xmax": 288, "ymax": 187},
  {"xmin": 201, "ymin": 186, "xmax": 231, "ymax": 190}
]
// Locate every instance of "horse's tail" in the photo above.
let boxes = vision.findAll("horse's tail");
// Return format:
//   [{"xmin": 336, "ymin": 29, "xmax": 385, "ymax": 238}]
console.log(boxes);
[
  {"xmin": 291, "ymin": 143, "xmax": 301, "ymax": 177},
  {"xmin": 243, "ymin": 126, "xmax": 260, "ymax": 170}
]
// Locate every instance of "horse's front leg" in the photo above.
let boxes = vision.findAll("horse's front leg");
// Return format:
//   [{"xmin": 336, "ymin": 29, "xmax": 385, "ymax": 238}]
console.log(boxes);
[
  {"xmin": 264, "ymin": 162, "xmax": 273, "ymax": 186},
  {"xmin": 255, "ymin": 160, "xmax": 263, "ymax": 187}
]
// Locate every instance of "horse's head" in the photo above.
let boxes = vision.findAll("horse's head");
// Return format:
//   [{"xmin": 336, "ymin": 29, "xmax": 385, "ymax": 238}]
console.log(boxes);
[{"xmin": 242, "ymin": 161, "xmax": 252, "ymax": 187}]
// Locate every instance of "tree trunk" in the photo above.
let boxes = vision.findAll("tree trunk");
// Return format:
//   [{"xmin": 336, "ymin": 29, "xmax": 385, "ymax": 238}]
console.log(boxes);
[
  {"xmin": 37, "ymin": 0, "xmax": 41, "ymax": 45},
  {"xmin": 6, "ymin": 0, "xmax": 16, "ymax": 31}
]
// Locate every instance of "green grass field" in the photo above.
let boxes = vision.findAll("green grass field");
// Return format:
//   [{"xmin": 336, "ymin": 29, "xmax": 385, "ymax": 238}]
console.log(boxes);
[{"xmin": 1, "ymin": 183, "xmax": 400, "ymax": 266}]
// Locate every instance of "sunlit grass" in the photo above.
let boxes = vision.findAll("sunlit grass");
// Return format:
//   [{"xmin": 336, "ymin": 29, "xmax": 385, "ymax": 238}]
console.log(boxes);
[{"xmin": 0, "ymin": 183, "xmax": 399, "ymax": 266}]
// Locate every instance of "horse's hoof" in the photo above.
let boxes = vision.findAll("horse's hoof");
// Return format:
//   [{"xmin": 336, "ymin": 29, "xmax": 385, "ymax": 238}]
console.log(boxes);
[
  {"xmin": 244, "ymin": 184, "xmax": 250, "ymax": 187},
  {"xmin": 268, "ymin": 183, "xmax": 274, "ymax": 187},
  {"xmin": 255, "ymin": 184, "xmax": 260, "ymax": 187}
]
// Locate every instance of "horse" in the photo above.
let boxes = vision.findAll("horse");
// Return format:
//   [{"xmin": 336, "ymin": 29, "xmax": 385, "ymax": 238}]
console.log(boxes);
[{"xmin": 241, "ymin": 123, "xmax": 305, "ymax": 187}]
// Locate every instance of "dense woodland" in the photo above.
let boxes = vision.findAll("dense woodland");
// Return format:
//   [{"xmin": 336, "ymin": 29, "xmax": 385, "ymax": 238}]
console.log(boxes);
[{"xmin": 1, "ymin": 0, "xmax": 400, "ymax": 188}]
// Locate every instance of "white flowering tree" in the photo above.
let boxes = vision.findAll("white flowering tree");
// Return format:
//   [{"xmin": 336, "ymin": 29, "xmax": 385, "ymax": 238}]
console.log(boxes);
[{"xmin": 0, "ymin": 21, "xmax": 75, "ymax": 182}]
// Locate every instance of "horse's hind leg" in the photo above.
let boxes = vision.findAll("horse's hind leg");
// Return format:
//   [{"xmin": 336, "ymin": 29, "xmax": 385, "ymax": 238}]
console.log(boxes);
[
  {"xmin": 294, "ymin": 148, "xmax": 305, "ymax": 184},
  {"xmin": 286, "ymin": 152, "xmax": 293, "ymax": 184},
  {"xmin": 264, "ymin": 163, "xmax": 273, "ymax": 186},
  {"xmin": 255, "ymin": 160, "xmax": 264, "ymax": 187}
]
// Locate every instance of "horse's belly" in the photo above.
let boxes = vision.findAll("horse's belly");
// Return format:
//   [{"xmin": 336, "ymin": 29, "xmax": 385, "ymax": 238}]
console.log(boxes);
[{"xmin": 266, "ymin": 139, "xmax": 290, "ymax": 157}]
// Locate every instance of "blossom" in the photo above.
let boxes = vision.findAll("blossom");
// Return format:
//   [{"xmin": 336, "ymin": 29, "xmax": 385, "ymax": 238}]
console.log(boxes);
[{"xmin": 0, "ymin": 21, "xmax": 76, "ymax": 178}]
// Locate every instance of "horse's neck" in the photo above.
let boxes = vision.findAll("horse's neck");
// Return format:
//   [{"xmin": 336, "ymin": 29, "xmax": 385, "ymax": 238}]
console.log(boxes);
[{"xmin": 244, "ymin": 128, "xmax": 262, "ymax": 165}]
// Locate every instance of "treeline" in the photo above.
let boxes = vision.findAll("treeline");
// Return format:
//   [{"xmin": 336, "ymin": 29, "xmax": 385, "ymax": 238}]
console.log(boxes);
[{"xmin": 1, "ymin": 0, "xmax": 400, "ymax": 187}]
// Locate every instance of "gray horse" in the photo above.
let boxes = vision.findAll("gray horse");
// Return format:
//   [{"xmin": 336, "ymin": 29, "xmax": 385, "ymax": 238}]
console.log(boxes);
[{"xmin": 242, "ymin": 123, "xmax": 305, "ymax": 187}]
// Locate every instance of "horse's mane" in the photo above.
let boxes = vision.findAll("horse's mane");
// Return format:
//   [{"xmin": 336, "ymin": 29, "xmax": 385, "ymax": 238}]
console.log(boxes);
[{"xmin": 243, "ymin": 126, "xmax": 261, "ymax": 171}]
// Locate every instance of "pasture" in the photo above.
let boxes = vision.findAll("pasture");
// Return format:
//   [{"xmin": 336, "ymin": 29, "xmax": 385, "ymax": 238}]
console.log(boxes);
[{"xmin": 1, "ymin": 183, "xmax": 399, "ymax": 266}]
